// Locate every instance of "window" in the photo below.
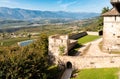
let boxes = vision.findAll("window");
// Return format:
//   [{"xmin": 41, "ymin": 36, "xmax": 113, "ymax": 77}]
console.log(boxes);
[
  {"xmin": 117, "ymin": 44, "xmax": 120, "ymax": 46},
  {"xmin": 111, "ymin": 25, "xmax": 113, "ymax": 27},
  {"xmin": 117, "ymin": 36, "xmax": 120, "ymax": 38},
  {"xmin": 113, "ymin": 34, "xmax": 115, "ymax": 36},
  {"xmin": 115, "ymin": 16, "xmax": 116, "ymax": 21}
]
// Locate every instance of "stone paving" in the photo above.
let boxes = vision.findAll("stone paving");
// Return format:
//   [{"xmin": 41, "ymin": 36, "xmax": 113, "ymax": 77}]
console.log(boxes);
[
  {"xmin": 59, "ymin": 38, "xmax": 120, "ymax": 69},
  {"xmin": 60, "ymin": 38, "xmax": 120, "ymax": 79},
  {"xmin": 81, "ymin": 38, "xmax": 119, "ymax": 56},
  {"xmin": 61, "ymin": 69, "xmax": 72, "ymax": 79}
]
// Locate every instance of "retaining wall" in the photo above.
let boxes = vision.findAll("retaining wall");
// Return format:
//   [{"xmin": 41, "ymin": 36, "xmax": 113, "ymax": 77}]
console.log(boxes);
[
  {"xmin": 59, "ymin": 56, "xmax": 120, "ymax": 69},
  {"xmin": 69, "ymin": 32, "xmax": 87, "ymax": 40}
]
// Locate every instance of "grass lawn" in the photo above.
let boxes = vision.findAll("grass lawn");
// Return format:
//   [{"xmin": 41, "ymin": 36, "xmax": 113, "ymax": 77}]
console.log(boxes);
[
  {"xmin": 78, "ymin": 35, "xmax": 100, "ymax": 44},
  {"xmin": 71, "ymin": 68, "xmax": 119, "ymax": 79},
  {"xmin": 68, "ymin": 35, "xmax": 100, "ymax": 56},
  {"xmin": 0, "ymin": 37, "xmax": 30, "ymax": 46}
]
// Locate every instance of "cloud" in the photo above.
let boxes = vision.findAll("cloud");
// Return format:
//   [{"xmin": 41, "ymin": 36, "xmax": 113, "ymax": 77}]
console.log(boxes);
[
  {"xmin": 0, "ymin": 0, "xmax": 20, "ymax": 8},
  {"xmin": 0, "ymin": 0, "xmax": 11, "ymax": 3},
  {"xmin": 60, "ymin": 1, "xmax": 78, "ymax": 11}
]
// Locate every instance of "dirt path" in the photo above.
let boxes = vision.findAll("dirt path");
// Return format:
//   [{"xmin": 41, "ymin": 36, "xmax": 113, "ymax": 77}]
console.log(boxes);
[{"xmin": 79, "ymin": 38, "xmax": 119, "ymax": 56}]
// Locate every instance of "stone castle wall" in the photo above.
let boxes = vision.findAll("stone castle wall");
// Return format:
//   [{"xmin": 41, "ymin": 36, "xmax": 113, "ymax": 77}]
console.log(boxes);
[
  {"xmin": 103, "ymin": 16, "xmax": 120, "ymax": 52},
  {"xmin": 59, "ymin": 56, "xmax": 120, "ymax": 69},
  {"xmin": 48, "ymin": 35, "xmax": 77, "ymax": 56},
  {"xmin": 48, "ymin": 32, "xmax": 88, "ymax": 57},
  {"xmin": 69, "ymin": 32, "xmax": 87, "ymax": 40}
]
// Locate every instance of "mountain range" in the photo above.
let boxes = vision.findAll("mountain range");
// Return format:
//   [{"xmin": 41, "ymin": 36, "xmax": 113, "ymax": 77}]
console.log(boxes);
[{"xmin": 0, "ymin": 7, "xmax": 100, "ymax": 20}]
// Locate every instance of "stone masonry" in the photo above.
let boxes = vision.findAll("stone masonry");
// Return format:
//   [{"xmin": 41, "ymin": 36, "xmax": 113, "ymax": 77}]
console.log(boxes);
[
  {"xmin": 48, "ymin": 34, "xmax": 77, "ymax": 56},
  {"xmin": 102, "ymin": 0, "xmax": 120, "ymax": 52}
]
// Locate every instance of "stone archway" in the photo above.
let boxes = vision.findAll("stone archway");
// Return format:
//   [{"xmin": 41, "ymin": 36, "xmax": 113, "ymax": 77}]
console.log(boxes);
[{"xmin": 66, "ymin": 61, "xmax": 72, "ymax": 69}]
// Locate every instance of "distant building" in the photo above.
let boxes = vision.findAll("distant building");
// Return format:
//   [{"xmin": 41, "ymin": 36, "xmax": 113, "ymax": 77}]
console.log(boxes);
[{"xmin": 102, "ymin": 0, "xmax": 120, "ymax": 52}]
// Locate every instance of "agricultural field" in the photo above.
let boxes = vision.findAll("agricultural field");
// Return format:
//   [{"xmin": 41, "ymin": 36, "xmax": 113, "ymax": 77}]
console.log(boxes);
[{"xmin": 0, "ymin": 37, "xmax": 30, "ymax": 46}]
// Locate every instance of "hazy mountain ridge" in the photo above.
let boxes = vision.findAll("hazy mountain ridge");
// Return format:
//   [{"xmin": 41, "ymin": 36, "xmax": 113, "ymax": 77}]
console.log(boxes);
[{"xmin": 0, "ymin": 7, "xmax": 100, "ymax": 20}]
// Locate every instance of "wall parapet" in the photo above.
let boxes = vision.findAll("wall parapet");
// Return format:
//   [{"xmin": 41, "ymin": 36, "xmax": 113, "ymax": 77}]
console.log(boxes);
[{"xmin": 69, "ymin": 31, "xmax": 87, "ymax": 40}]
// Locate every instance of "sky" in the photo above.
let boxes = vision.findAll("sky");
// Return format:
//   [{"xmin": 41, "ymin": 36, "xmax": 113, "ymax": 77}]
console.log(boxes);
[{"xmin": 0, "ymin": 0, "xmax": 112, "ymax": 13}]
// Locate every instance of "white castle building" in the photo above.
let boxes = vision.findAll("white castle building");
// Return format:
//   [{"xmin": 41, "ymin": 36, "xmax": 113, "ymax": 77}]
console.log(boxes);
[{"xmin": 102, "ymin": 0, "xmax": 120, "ymax": 52}]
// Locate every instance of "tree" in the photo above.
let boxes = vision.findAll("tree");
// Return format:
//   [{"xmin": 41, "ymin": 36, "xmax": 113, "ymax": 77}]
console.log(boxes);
[
  {"xmin": 59, "ymin": 45, "xmax": 65, "ymax": 55},
  {"xmin": 102, "ymin": 7, "xmax": 110, "ymax": 14},
  {"xmin": 0, "ymin": 33, "xmax": 50, "ymax": 79},
  {"xmin": 28, "ymin": 33, "xmax": 32, "ymax": 39},
  {"xmin": 99, "ymin": 7, "xmax": 110, "ymax": 26},
  {"xmin": 2, "ymin": 33, "xmax": 5, "ymax": 39},
  {"xmin": 83, "ymin": 7, "xmax": 110, "ymax": 31}
]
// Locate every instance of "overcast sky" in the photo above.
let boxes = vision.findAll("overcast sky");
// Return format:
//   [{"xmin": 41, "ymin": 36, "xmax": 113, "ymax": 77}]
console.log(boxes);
[{"xmin": 0, "ymin": 0, "xmax": 112, "ymax": 13}]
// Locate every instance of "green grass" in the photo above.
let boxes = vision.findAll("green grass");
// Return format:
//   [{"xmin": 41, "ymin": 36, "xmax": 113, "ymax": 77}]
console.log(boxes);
[
  {"xmin": 78, "ymin": 35, "xmax": 100, "ymax": 44},
  {"xmin": 69, "ymin": 35, "xmax": 100, "ymax": 56},
  {"xmin": 0, "ymin": 37, "xmax": 30, "ymax": 46},
  {"xmin": 71, "ymin": 68, "xmax": 119, "ymax": 79}
]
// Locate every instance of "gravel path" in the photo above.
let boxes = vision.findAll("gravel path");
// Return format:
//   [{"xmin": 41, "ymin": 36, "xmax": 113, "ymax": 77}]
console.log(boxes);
[
  {"xmin": 83, "ymin": 38, "xmax": 119, "ymax": 56},
  {"xmin": 61, "ymin": 38, "xmax": 120, "ymax": 79}
]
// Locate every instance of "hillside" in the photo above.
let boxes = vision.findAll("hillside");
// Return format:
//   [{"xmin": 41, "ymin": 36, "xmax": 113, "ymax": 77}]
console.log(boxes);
[
  {"xmin": 0, "ymin": 18, "xmax": 99, "ymax": 33},
  {"xmin": 0, "ymin": 7, "xmax": 99, "ymax": 20}
]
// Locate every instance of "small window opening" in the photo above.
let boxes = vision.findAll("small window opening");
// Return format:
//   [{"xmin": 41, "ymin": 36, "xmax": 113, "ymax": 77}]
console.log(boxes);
[
  {"xmin": 117, "ymin": 36, "xmax": 120, "ymax": 38},
  {"xmin": 115, "ymin": 16, "xmax": 116, "ymax": 21},
  {"xmin": 112, "ymin": 25, "xmax": 113, "ymax": 27}
]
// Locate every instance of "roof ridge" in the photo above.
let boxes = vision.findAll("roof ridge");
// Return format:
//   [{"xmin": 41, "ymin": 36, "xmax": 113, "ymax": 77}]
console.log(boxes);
[{"xmin": 102, "ymin": 7, "xmax": 120, "ymax": 16}]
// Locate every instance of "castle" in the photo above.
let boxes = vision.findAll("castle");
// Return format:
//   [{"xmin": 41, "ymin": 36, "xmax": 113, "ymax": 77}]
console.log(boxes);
[
  {"xmin": 102, "ymin": 0, "xmax": 120, "ymax": 52},
  {"xmin": 48, "ymin": 32, "xmax": 87, "ymax": 57},
  {"xmin": 48, "ymin": 34, "xmax": 77, "ymax": 56}
]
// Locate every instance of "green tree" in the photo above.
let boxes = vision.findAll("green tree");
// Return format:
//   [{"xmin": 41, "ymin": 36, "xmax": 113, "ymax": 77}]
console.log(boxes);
[
  {"xmin": 28, "ymin": 33, "xmax": 32, "ymax": 39},
  {"xmin": 83, "ymin": 7, "xmax": 110, "ymax": 31},
  {"xmin": 0, "ymin": 33, "xmax": 63, "ymax": 79},
  {"xmin": 98, "ymin": 7, "xmax": 110, "ymax": 27},
  {"xmin": 102, "ymin": 7, "xmax": 110, "ymax": 14},
  {"xmin": 0, "ymin": 33, "xmax": 50, "ymax": 79},
  {"xmin": 59, "ymin": 45, "xmax": 65, "ymax": 55}
]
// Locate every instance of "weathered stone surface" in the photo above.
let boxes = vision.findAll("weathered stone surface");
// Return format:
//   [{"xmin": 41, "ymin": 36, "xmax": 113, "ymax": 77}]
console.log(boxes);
[
  {"xmin": 103, "ymin": 0, "xmax": 120, "ymax": 52},
  {"xmin": 48, "ymin": 34, "xmax": 77, "ymax": 56},
  {"xmin": 59, "ymin": 56, "xmax": 120, "ymax": 69}
]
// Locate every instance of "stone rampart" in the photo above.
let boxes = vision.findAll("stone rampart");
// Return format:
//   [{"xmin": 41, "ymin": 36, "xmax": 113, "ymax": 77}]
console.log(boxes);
[
  {"xmin": 59, "ymin": 56, "xmax": 120, "ymax": 69},
  {"xmin": 69, "ymin": 32, "xmax": 87, "ymax": 40}
]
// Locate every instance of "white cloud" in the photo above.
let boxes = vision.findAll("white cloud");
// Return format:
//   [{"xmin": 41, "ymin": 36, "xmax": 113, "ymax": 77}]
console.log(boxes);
[
  {"xmin": 0, "ymin": 0, "xmax": 25, "ymax": 9},
  {"xmin": 0, "ymin": 0, "xmax": 12, "ymax": 3},
  {"xmin": 60, "ymin": 1, "xmax": 78, "ymax": 11}
]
